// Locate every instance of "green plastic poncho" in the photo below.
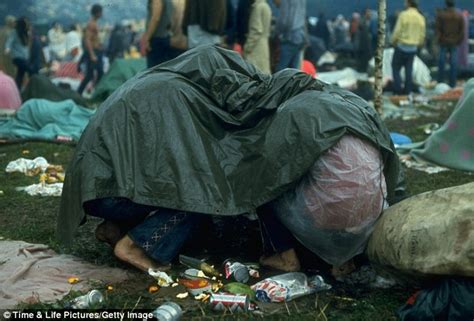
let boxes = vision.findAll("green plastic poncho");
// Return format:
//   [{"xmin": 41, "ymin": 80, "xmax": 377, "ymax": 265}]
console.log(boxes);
[{"xmin": 57, "ymin": 45, "xmax": 399, "ymax": 246}]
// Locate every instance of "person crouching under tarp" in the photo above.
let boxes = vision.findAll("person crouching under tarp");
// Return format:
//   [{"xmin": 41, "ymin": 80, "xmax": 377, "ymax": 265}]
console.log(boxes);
[{"xmin": 83, "ymin": 199, "xmax": 204, "ymax": 271}]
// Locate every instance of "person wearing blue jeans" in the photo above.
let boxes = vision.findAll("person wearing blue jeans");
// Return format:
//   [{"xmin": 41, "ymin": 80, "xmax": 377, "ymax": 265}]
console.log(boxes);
[
  {"xmin": 435, "ymin": 0, "xmax": 465, "ymax": 88},
  {"xmin": 390, "ymin": 0, "xmax": 425, "ymax": 95},
  {"xmin": 273, "ymin": 0, "xmax": 306, "ymax": 71},
  {"xmin": 77, "ymin": 49, "xmax": 104, "ymax": 95},
  {"xmin": 84, "ymin": 197, "xmax": 204, "ymax": 271},
  {"xmin": 276, "ymin": 42, "xmax": 304, "ymax": 71},
  {"xmin": 438, "ymin": 46, "xmax": 458, "ymax": 88},
  {"xmin": 257, "ymin": 203, "xmax": 300, "ymax": 272},
  {"xmin": 391, "ymin": 47, "xmax": 416, "ymax": 95},
  {"xmin": 77, "ymin": 4, "xmax": 104, "ymax": 95}
]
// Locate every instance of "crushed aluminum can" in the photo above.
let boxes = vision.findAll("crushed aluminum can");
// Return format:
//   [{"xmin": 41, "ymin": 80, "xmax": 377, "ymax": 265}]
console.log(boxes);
[
  {"xmin": 152, "ymin": 302, "xmax": 183, "ymax": 321},
  {"xmin": 224, "ymin": 259, "xmax": 250, "ymax": 284},
  {"xmin": 210, "ymin": 293, "xmax": 249, "ymax": 312},
  {"xmin": 70, "ymin": 290, "xmax": 104, "ymax": 309}
]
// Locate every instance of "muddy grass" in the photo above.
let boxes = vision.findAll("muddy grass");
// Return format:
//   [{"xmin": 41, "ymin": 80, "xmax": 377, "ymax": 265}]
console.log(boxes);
[{"xmin": 1, "ymin": 100, "xmax": 472, "ymax": 320}]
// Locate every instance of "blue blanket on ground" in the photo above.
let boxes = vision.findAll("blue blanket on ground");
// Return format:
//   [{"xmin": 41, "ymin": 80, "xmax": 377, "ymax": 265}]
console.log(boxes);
[{"xmin": 0, "ymin": 99, "xmax": 95, "ymax": 141}]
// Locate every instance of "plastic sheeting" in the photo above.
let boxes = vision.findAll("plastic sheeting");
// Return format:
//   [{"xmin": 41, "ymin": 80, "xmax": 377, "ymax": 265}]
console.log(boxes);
[
  {"xmin": 274, "ymin": 135, "xmax": 387, "ymax": 266},
  {"xmin": 368, "ymin": 48, "xmax": 432, "ymax": 87},
  {"xmin": 316, "ymin": 67, "xmax": 368, "ymax": 89}
]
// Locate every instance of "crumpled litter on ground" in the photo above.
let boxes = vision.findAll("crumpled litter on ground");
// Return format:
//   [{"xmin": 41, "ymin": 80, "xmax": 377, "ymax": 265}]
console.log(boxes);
[
  {"xmin": 399, "ymin": 155, "xmax": 449, "ymax": 174},
  {"xmin": 6, "ymin": 157, "xmax": 49, "ymax": 176},
  {"xmin": 16, "ymin": 183, "xmax": 63, "ymax": 197},
  {"xmin": 148, "ymin": 268, "xmax": 174, "ymax": 287}
]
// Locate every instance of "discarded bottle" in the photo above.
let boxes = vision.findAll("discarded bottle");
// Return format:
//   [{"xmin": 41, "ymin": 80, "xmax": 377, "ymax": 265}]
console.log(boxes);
[
  {"xmin": 179, "ymin": 255, "xmax": 220, "ymax": 278},
  {"xmin": 152, "ymin": 302, "xmax": 183, "ymax": 321},
  {"xmin": 224, "ymin": 259, "xmax": 250, "ymax": 283},
  {"xmin": 70, "ymin": 290, "xmax": 104, "ymax": 309},
  {"xmin": 210, "ymin": 293, "xmax": 249, "ymax": 312}
]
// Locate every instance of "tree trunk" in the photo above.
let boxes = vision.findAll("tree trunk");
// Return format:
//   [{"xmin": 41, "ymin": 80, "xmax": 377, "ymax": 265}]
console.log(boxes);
[{"xmin": 374, "ymin": 0, "xmax": 386, "ymax": 114}]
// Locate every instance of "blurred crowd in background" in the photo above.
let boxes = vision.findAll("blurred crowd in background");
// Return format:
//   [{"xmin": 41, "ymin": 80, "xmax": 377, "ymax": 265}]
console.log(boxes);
[{"xmin": 0, "ymin": 0, "xmax": 473, "ymax": 97}]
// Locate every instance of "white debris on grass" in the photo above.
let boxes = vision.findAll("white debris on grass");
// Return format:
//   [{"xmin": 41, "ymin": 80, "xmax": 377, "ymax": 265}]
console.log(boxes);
[
  {"xmin": 15, "ymin": 183, "xmax": 63, "ymax": 197},
  {"xmin": 5, "ymin": 157, "xmax": 49, "ymax": 176},
  {"xmin": 148, "ymin": 268, "xmax": 174, "ymax": 287}
]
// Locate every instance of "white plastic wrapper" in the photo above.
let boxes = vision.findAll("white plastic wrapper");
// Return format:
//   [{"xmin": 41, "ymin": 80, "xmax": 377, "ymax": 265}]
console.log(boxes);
[
  {"xmin": 5, "ymin": 157, "xmax": 49, "ymax": 176},
  {"xmin": 16, "ymin": 183, "xmax": 63, "ymax": 197},
  {"xmin": 251, "ymin": 272, "xmax": 331, "ymax": 303},
  {"xmin": 274, "ymin": 135, "xmax": 387, "ymax": 266}
]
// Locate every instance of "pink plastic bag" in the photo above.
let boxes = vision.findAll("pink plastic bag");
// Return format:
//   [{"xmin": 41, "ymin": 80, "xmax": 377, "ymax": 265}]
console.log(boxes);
[{"xmin": 274, "ymin": 135, "xmax": 387, "ymax": 266}]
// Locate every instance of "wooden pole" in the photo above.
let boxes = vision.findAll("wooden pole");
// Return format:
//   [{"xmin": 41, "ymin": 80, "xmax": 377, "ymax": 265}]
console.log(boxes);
[{"xmin": 374, "ymin": 0, "xmax": 386, "ymax": 114}]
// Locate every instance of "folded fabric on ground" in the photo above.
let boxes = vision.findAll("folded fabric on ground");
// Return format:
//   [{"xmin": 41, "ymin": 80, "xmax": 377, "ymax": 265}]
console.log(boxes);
[
  {"xmin": 398, "ymin": 79, "xmax": 474, "ymax": 172},
  {"xmin": 0, "ymin": 241, "xmax": 130, "ymax": 309},
  {"xmin": 52, "ymin": 61, "xmax": 83, "ymax": 79},
  {"xmin": 58, "ymin": 45, "xmax": 400, "ymax": 246},
  {"xmin": 368, "ymin": 48, "xmax": 432, "ymax": 88},
  {"xmin": 91, "ymin": 58, "xmax": 146, "ymax": 101},
  {"xmin": 0, "ymin": 71, "xmax": 21, "ymax": 110},
  {"xmin": 22, "ymin": 75, "xmax": 89, "ymax": 107},
  {"xmin": 0, "ymin": 99, "xmax": 95, "ymax": 141}
]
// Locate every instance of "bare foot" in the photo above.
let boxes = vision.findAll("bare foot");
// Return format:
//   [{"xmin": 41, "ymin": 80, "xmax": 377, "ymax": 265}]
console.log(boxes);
[
  {"xmin": 95, "ymin": 221, "xmax": 124, "ymax": 247},
  {"xmin": 114, "ymin": 235, "xmax": 171, "ymax": 272},
  {"xmin": 260, "ymin": 248, "xmax": 301, "ymax": 272},
  {"xmin": 331, "ymin": 260, "xmax": 356, "ymax": 278}
]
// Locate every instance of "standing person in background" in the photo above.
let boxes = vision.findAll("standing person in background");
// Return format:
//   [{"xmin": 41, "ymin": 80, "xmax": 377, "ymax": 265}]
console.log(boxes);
[
  {"xmin": 457, "ymin": 10, "xmax": 469, "ymax": 71},
  {"xmin": 243, "ymin": 0, "xmax": 272, "ymax": 73},
  {"xmin": 333, "ymin": 15, "xmax": 350, "ymax": 50},
  {"xmin": 356, "ymin": 9, "xmax": 373, "ymax": 72},
  {"xmin": 0, "ymin": 16, "xmax": 16, "ymax": 77},
  {"xmin": 436, "ymin": 0, "xmax": 465, "ymax": 88},
  {"xmin": 224, "ymin": 0, "xmax": 238, "ymax": 49},
  {"xmin": 77, "ymin": 4, "xmax": 104, "ymax": 95},
  {"xmin": 47, "ymin": 22, "xmax": 66, "ymax": 61},
  {"xmin": 314, "ymin": 13, "xmax": 330, "ymax": 49},
  {"xmin": 107, "ymin": 24, "xmax": 128, "ymax": 63},
  {"xmin": 65, "ymin": 24, "xmax": 83, "ymax": 62},
  {"xmin": 236, "ymin": 0, "xmax": 251, "ymax": 47},
  {"xmin": 273, "ymin": 0, "xmax": 307, "ymax": 71},
  {"xmin": 5, "ymin": 17, "xmax": 35, "ymax": 89},
  {"xmin": 170, "ymin": 0, "xmax": 187, "ymax": 53},
  {"xmin": 390, "ymin": 0, "xmax": 425, "ymax": 95},
  {"xmin": 29, "ymin": 25, "xmax": 44, "ymax": 75},
  {"xmin": 182, "ymin": 0, "xmax": 227, "ymax": 49},
  {"xmin": 141, "ymin": 0, "xmax": 174, "ymax": 68}
]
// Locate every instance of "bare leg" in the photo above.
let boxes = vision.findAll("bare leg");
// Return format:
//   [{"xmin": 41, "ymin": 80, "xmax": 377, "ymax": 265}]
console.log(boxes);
[
  {"xmin": 114, "ymin": 235, "xmax": 171, "ymax": 272},
  {"xmin": 259, "ymin": 248, "xmax": 301, "ymax": 272},
  {"xmin": 331, "ymin": 259, "xmax": 356, "ymax": 278}
]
